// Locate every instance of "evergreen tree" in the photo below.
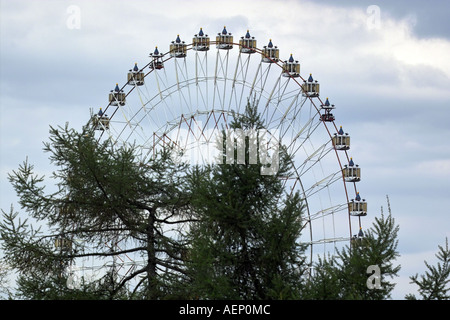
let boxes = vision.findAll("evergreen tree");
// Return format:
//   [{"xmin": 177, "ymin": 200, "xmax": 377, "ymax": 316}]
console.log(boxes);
[
  {"xmin": 186, "ymin": 101, "xmax": 307, "ymax": 299},
  {"xmin": 406, "ymin": 238, "xmax": 450, "ymax": 300},
  {"xmin": 301, "ymin": 255, "xmax": 341, "ymax": 299},
  {"xmin": 304, "ymin": 197, "xmax": 401, "ymax": 299},
  {"xmin": 0, "ymin": 123, "xmax": 193, "ymax": 299}
]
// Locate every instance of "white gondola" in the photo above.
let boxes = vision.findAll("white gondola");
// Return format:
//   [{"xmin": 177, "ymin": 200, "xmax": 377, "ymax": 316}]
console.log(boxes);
[
  {"xmin": 302, "ymin": 73, "xmax": 320, "ymax": 97},
  {"xmin": 343, "ymin": 158, "xmax": 361, "ymax": 182},
  {"xmin": 93, "ymin": 108, "xmax": 110, "ymax": 131},
  {"xmin": 239, "ymin": 30, "xmax": 256, "ymax": 54},
  {"xmin": 170, "ymin": 35, "xmax": 187, "ymax": 58},
  {"xmin": 349, "ymin": 192, "xmax": 367, "ymax": 216},
  {"xmin": 262, "ymin": 39, "xmax": 279, "ymax": 63},
  {"xmin": 216, "ymin": 26, "xmax": 233, "ymax": 50},
  {"xmin": 332, "ymin": 126, "xmax": 350, "ymax": 150},
  {"xmin": 192, "ymin": 28, "xmax": 210, "ymax": 51},
  {"xmin": 149, "ymin": 46, "xmax": 164, "ymax": 69},
  {"xmin": 108, "ymin": 84, "xmax": 126, "ymax": 106},
  {"xmin": 282, "ymin": 54, "xmax": 300, "ymax": 77},
  {"xmin": 127, "ymin": 63, "xmax": 144, "ymax": 86},
  {"xmin": 99, "ymin": 116, "xmax": 109, "ymax": 130}
]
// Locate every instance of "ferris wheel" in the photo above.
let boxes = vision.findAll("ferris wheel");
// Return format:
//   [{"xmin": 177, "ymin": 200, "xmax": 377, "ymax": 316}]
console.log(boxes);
[{"xmin": 82, "ymin": 26, "xmax": 368, "ymax": 286}]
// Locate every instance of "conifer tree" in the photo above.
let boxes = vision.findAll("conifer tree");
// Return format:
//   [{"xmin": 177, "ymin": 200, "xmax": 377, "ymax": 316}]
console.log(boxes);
[
  {"xmin": 0, "ymin": 123, "xmax": 193, "ymax": 299},
  {"xmin": 304, "ymin": 197, "xmax": 401, "ymax": 299},
  {"xmin": 406, "ymin": 238, "xmax": 450, "ymax": 300},
  {"xmin": 186, "ymin": 101, "xmax": 307, "ymax": 299}
]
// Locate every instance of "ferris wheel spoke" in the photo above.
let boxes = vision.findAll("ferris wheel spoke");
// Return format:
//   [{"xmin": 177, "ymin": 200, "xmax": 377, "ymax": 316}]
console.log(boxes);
[
  {"xmin": 303, "ymin": 170, "xmax": 342, "ymax": 198},
  {"xmin": 308, "ymin": 203, "xmax": 348, "ymax": 222},
  {"xmin": 114, "ymin": 101, "xmax": 152, "ymax": 145},
  {"xmin": 213, "ymin": 50, "xmax": 230, "ymax": 111},
  {"xmin": 194, "ymin": 51, "xmax": 209, "ymax": 111},
  {"xmin": 162, "ymin": 65, "xmax": 182, "ymax": 122},
  {"xmin": 305, "ymin": 236, "xmax": 350, "ymax": 246},
  {"xmin": 278, "ymin": 92, "xmax": 304, "ymax": 129},
  {"xmin": 247, "ymin": 60, "xmax": 263, "ymax": 105},
  {"xmin": 230, "ymin": 53, "xmax": 253, "ymax": 114},
  {"xmin": 276, "ymin": 97, "xmax": 307, "ymax": 146},
  {"xmin": 228, "ymin": 51, "xmax": 242, "ymax": 113},
  {"xmin": 266, "ymin": 91, "xmax": 304, "ymax": 137},
  {"xmin": 153, "ymin": 71, "xmax": 174, "ymax": 124},
  {"xmin": 295, "ymin": 143, "xmax": 334, "ymax": 178},
  {"xmin": 261, "ymin": 73, "xmax": 283, "ymax": 125},
  {"xmin": 245, "ymin": 61, "xmax": 275, "ymax": 118},
  {"xmin": 266, "ymin": 78, "xmax": 293, "ymax": 126},
  {"xmin": 283, "ymin": 116, "xmax": 322, "ymax": 159},
  {"xmin": 174, "ymin": 58, "xmax": 193, "ymax": 115}
]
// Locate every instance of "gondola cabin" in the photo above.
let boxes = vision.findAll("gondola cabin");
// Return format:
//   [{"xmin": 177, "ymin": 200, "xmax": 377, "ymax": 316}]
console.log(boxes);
[
  {"xmin": 332, "ymin": 126, "xmax": 350, "ymax": 150},
  {"xmin": 343, "ymin": 158, "xmax": 361, "ymax": 182},
  {"xmin": 349, "ymin": 192, "xmax": 367, "ymax": 216},
  {"xmin": 262, "ymin": 39, "xmax": 279, "ymax": 63},
  {"xmin": 216, "ymin": 26, "xmax": 233, "ymax": 50},
  {"xmin": 239, "ymin": 30, "xmax": 256, "ymax": 54},
  {"xmin": 54, "ymin": 236, "xmax": 72, "ymax": 251},
  {"xmin": 99, "ymin": 116, "xmax": 110, "ymax": 130},
  {"xmin": 319, "ymin": 98, "xmax": 335, "ymax": 122},
  {"xmin": 302, "ymin": 74, "xmax": 320, "ymax": 97},
  {"xmin": 109, "ymin": 84, "xmax": 126, "ymax": 106},
  {"xmin": 192, "ymin": 28, "xmax": 210, "ymax": 51},
  {"xmin": 320, "ymin": 109, "xmax": 335, "ymax": 122},
  {"xmin": 351, "ymin": 228, "xmax": 367, "ymax": 247},
  {"xmin": 150, "ymin": 46, "xmax": 164, "ymax": 69},
  {"xmin": 93, "ymin": 108, "xmax": 110, "ymax": 130},
  {"xmin": 170, "ymin": 35, "xmax": 187, "ymax": 58},
  {"xmin": 282, "ymin": 54, "xmax": 300, "ymax": 77},
  {"xmin": 127, "ymin": 63, "xmax": 144, "ymax": 86}
]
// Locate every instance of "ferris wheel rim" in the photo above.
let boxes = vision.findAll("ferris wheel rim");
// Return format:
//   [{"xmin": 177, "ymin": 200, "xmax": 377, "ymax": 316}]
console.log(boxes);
[{"xmin": 92, "ymin": 29, "xmax": 366, "ymax": 262}]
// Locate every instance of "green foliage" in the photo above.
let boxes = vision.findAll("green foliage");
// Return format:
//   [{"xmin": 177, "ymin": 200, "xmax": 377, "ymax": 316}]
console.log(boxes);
[
  {"xmin": 185, "ymin": 101, "xmax": 307, "ymax": 299},
  {"xmin": 304, "ymin": 197, "xmax": 401, "ymax": 300},
  {"xmin": 1, "ymin": 123, "xmax": 193, "ymax": 299},
  {"xmin": 2, "ymin": 108, "xmax": 446, "ymax": 301},
  {"xmin": 406, "ymin": 238, "xmax": 450, "ymax": 300}
]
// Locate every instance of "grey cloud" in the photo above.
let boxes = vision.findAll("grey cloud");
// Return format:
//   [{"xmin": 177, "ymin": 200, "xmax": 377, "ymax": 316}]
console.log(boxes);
[{"xmin": 310, "ymin": 0, "xmax": 450, "ymax": 40}]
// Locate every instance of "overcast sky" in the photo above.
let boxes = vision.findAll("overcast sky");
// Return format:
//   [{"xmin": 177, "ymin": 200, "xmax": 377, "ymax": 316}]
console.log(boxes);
[{"xmin": 1, "ymin": 0, "xmax": 449, "ymax": 299}]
